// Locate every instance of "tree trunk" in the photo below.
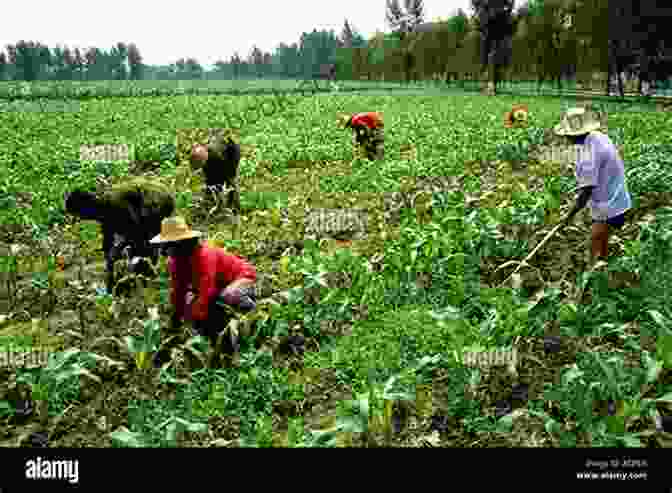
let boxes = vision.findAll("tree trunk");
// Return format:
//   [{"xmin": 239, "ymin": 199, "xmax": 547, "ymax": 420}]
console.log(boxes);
[{"xmin": 492, "ymin": 65, "xmax": 498, "ymax": 95}]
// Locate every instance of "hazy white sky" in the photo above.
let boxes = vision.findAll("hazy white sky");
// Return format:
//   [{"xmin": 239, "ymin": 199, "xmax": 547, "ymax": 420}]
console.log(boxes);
[{"xmin": 1, "ymin": 0, "xmax": 496, "ymax": 68}]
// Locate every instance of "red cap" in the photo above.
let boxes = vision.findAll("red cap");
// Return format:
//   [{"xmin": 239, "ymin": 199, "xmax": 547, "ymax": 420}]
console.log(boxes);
[{"xmin": 350, "ymin": 112, "xmax": 383, "ymax": 129}]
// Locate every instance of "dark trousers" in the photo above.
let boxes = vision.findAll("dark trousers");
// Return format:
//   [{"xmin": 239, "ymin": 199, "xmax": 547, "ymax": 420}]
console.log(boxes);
[
  {"xmin": 592, "ymin": 212, "xmax": 626, "ymax": 229},
  {"xmin": 203, "ymin": 181, "xmax": 240, "ymax": 213},
  {"xmin": 353, "ymin": 127, "xmax": 384, "ymax": 160},
  {"xmin": 192, "ymin": 287, "xmax": 256, "ymax": 353}
]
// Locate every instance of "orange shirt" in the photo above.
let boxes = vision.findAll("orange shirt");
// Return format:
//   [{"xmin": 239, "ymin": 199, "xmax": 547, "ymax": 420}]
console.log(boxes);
[{"xmin": 168, "ymin": 243, "xmax": 256, "ymax": 321}]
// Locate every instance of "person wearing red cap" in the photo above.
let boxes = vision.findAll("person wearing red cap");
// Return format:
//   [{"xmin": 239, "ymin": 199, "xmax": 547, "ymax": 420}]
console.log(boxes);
[{"xmin": 342, "ymin": 112, "xmax": 384, "ymax": 160}]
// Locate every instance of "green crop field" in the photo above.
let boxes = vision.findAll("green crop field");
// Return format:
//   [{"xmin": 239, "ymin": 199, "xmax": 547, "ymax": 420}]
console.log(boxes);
[{"xmin": 1, "ymin": 88, "xmax": 671, "ymax": 448}]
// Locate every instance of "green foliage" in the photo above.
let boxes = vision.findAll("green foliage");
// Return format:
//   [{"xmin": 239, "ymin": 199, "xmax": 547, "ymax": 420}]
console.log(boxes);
[
  {"xmin": 14, "ymin": 349, "xmax": 101, "ymax": 417},
  {"xmin": 3, "ymin": 88, "xmax": 672, "ymax": 448}
]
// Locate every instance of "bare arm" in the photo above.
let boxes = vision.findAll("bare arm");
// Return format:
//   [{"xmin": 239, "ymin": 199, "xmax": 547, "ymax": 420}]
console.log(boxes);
[{"xmin": 567, "ymin": 186, "xmax": 594, "ymax": 221}]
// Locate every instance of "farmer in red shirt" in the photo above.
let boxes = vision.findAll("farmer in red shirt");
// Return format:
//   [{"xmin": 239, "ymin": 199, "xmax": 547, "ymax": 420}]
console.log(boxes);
[
  {"xmin": 150, "ymin": 216, "xmax": 256, "ymax": 355},
  {"xmin": 339, "ymin": 112, "xmax": 384, "ymax": 160}
]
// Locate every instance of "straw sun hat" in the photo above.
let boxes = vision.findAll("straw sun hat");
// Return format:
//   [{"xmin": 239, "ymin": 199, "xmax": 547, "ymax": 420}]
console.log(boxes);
[
  {"xmin": 150, "ymin": 216, "xmax": 203, "ymax": 244},
  {"xmin": 554, "ymin": 107, "xmax": 601, "ymax": 136}
]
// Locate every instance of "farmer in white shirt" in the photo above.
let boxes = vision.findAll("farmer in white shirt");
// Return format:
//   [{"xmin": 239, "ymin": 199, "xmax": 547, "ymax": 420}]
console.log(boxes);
[{"xmin": 555, "ymin": 107, "xmax": 633, "ymax": 261}]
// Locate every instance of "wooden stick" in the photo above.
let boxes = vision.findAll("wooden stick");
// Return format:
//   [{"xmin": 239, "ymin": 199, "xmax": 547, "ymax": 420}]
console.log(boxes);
[{"xmin": 496, "ymin": 217, "xmax": 568, "ymax": 287}]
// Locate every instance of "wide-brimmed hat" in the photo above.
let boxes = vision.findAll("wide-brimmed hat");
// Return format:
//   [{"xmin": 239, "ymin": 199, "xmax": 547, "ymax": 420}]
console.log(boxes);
[
  {"xmin": 554, "ymin": 107, "xmax": 601, "ymax": 136},
  {"xmin": 150, "ymin": 216, "xmax": 203, "ymax": 244},
  {"xmin": 504, "ymin": 104, "xmax": 529, "ymax": 128},
  {"xmin": 512, "ymin": 104, "xmax": 528, "ymax": 122}
]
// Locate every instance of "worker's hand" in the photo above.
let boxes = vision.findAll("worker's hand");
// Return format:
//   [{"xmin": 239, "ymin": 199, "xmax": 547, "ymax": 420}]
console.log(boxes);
[
  {"xmin": 239, "ymin": 287, "xmax": 257, "ymax": 311},
  {"xmin": 185, "ymin": 292, "xmax": 195, "ymax": 305},
  {"xmin": 221, "ymin": 287, "xmax": 242, "ymax": 306}
]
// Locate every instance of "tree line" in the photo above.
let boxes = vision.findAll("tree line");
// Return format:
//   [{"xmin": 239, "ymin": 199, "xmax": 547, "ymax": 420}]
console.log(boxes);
[
  {"xmin": 1, "ymin": 0, "xmax": 671, "ymax": 96},
  {"xmin": 378, "ymin": 0, "xmax": 672, "ymax": 95},
  {"xmin": 0, "ymin": 23, "xmax": 365, "ymax": 82}
]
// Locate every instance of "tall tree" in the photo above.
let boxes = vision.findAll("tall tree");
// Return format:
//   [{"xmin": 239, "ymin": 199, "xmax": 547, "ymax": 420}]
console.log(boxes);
[
  {"xmin": 127, "ymin": 43, "xmax": 143, "ymax": 80},
  {"xmin": 84, "ymin": 47, "xmax": 100, "ymax": 80},
  {"xmin": 36, "ymin": 43, "xmax": 52, "ymax": 80},
  {"xmin": 5, "ymin": 45, "xmax": 17, "ymax": 79},
  {"xmin": 230, "ymin": 52, "xmax": 242, "ymax": 78},
  {"xmin": 570, "ymin": 0, "xmax": 609, "ymax": 90},
  {"xmin": 110, "ymin": 42, "xmax": 128, "ymax": 80},
  {"xmin": 249, "ymin": 45, "xmax": 264, "ymax": 77},
  {"xmin": 607, "ymin": 0, "xmax": 639, "ymax": 97},
  {"xmin": 518, "ymin": 0, "xmax": 571, "ymax": 89},
  {"xmin": 406, "ymin": 0, "xmax": 425, "ymax": 29},
  {"xmin": 262, "ymin": 52, "xmax": 273, "ymax": 77},
  {"xmin": 470, "ymin": 0, "xmax": 516, "ymax": 93},
  {"xmin": 626, "ymin": 1, "xmax": 672, "ymax": 93},
  {"xmin": 385, "ymin": 0, "xmax": 426, "ymax": 82},
  {"xmin": 386, "ymin": 0, "xmax": 425, "ymax": 33},
  {"xmin": 62, "ymin": 46, "xmax": 75, "ymax": 80},
  {"xmin": 273, "ymin": 43, "xmax": 292, "ymax": 77},
  {"xmin": 72, "ymin": 47, "xmax": 85, "ymax": 80},
  {"xmin": 298, "ymin": 29, "xmax": 339, "ymax": 79},
  {"xmin": 185, "ymin": 58, "xmax": 203, "ymax": 79},
  {"xmin": 51, "ymin": 46, "xmax": 67, "ymax": 80},
  {"xmin": 11, "ymin": 41, "xmax": 38, "ymax": 81},
  {"xmin": 339, "ymin": 19, "xmax": 355, "ymax": 48},
  {"xmin": 336, "ymin": 19, "xmax": 367, "ymax": 79},
  {"xmin": 0, "ymin": 52, "xmax": 7, "ymax": 80}
]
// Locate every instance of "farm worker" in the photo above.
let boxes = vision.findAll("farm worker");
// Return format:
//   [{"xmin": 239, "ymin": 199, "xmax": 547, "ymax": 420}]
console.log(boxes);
[
  {"xmin": 555, "ymin": 107, "xmax": 632, "ymax": 261},
  {"xmin": 64, "ymin": 178, "xmax": 175, "ymax": 295},
  {"xmin": 149, "ymin": 216, "xmax": 257, "ymax": 355},
  {"xmin": 504, "ymin": 104, "xmax": 528, "ymax": 128},
  {"xmin": 338, "ymin": 112, "xmax": 384, "ymax": 160},
  {"xmin": 190, "ymin": 131, "xmax": 241, "ymax": 215}
]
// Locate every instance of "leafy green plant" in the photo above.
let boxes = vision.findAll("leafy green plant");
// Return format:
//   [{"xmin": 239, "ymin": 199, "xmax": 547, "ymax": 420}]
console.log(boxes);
[
  {"xmin": 90, "ymin": 307, "xmax": 168, "ymax": 371},
  {"xmin": 3, "ymin": 86, "xmax": 672, "ymax": 449},
  {"xmin": 111, "ymin": 414, "xmax": 208, "ymax": 448},
  {"xmin": 125, "ymin": 308, "xmax": 162, "ymax": 370},
  {"xmin": 15, "ymin": 349, "xmax": 102, "ymax": 418}
]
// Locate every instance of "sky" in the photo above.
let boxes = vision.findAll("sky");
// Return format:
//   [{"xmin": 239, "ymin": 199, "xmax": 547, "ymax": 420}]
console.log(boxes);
[{"xmin": 0, "ymin": 0, "xmax": 504, "ymax": 68}]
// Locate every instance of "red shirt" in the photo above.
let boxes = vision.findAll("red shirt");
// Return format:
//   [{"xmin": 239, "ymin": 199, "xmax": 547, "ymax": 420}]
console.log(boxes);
[
  {"xmin": 350, "ymin": 112, "xmax": 383, "ymax": 130},
  {"xmin": 168, "ymin": 243, "xmax": 256, "ymax": 322}
]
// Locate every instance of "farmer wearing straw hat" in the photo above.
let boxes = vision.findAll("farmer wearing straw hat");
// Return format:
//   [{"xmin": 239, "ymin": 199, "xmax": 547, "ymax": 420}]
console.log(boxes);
[
  {"xmin": 504, "ymin": 104, "xmax": 528, "ymax": 128},
  {"xmin": 150, "ymin": 216, "xmax": 257, "ymax": 354},
  {"xmin": 337, "ymin": 112, "xmax": 384, "ymax": 160},
  {"xmin": 555, "ymin": 107, "xmax": 632, "ymax": 261}
]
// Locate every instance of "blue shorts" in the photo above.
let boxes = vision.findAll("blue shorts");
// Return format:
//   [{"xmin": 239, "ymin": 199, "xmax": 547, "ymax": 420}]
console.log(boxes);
[{"xmin": 593, "ymin": 213, "xmax": 625, "ymax": 229}]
